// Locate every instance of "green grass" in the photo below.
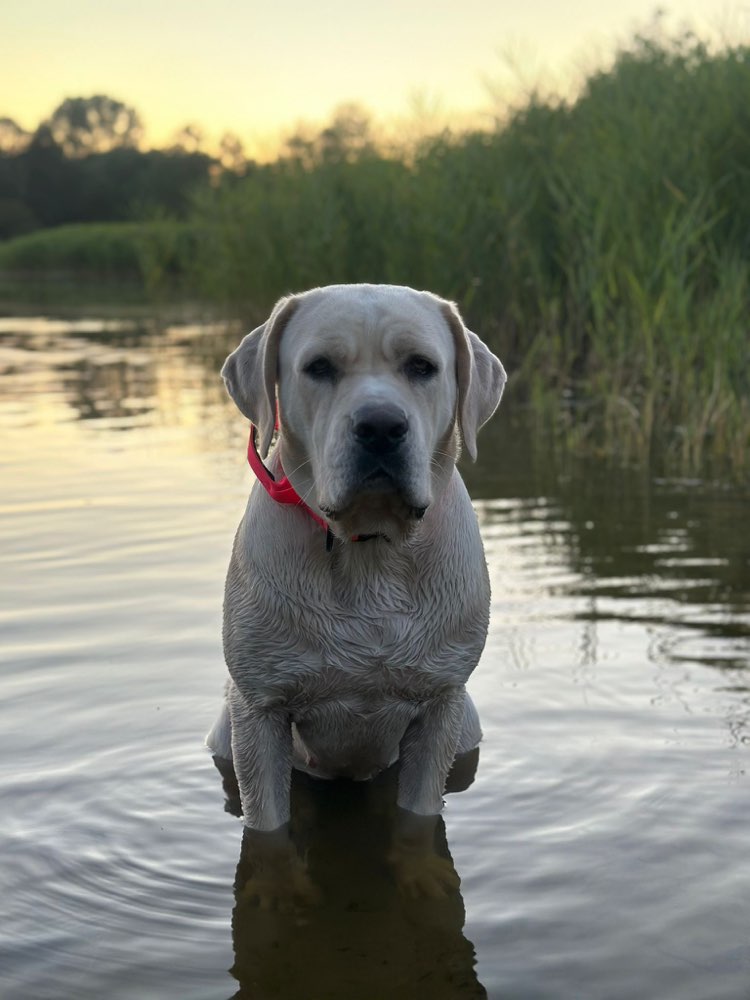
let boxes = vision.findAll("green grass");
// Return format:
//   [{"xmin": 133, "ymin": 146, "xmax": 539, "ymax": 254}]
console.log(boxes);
[
  {"xmin": 0, "ymin": 222, "xmax": 143, "ymax": 275},
  {"xmin": 0, "ymin": 220, "xmax": 200, "ymax": 301}
]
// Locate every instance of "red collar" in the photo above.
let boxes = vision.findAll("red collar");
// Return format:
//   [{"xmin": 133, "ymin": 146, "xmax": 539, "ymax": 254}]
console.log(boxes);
[
  {"xmin": 246, "ymin": 426, "xmax": 383, "ymax": 550},
  {"xmin": 246, "ymin": 425, "xmax": 329, "ymax": 533}
]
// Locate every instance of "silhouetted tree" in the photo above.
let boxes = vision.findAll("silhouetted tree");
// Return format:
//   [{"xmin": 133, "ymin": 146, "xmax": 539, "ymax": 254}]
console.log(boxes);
[
  {"xmin": 0, "ymin": 118, "xmax": 30, "ymax": 154},
  {"xmin": 318, "ymin": 104, "xmax": 375, "ymax": 163},
  {"xmin": 170, "ymin": 124, "xmax": 205, "ymax": 154},
  {"xmin": 44, "ymin": 95, "xmax": 143, "ymax": 157},
  {"xmin": 284, "ymin": 105, "xmax": 376, "ymax": 169},
  {"xmin": 218, "ymin": 132, "xmax": 246, "ymax": 172},
  {"xmin": 0, "ymin": 141, "xmax": 36, "ymax": 237},
  {"xmin": 21, "ymin": 125, "xmax": 81, "ymax": 226}
]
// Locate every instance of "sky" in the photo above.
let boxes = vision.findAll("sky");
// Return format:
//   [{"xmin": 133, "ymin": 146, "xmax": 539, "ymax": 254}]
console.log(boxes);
[{"xmin": 3, "ymin": 0, "xmax": 747, "ymax": 154}]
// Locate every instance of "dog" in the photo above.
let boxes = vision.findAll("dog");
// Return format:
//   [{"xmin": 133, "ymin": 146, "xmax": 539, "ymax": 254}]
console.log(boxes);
[{"xmin": 207, "ymin": 284, "xmax": 505, "ymax": 890}]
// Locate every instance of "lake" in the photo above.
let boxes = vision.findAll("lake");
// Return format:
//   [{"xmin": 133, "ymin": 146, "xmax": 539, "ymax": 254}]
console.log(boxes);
[{"xmin": 0, "ymin": 313, "xmax": 748, "ymax": 1000}]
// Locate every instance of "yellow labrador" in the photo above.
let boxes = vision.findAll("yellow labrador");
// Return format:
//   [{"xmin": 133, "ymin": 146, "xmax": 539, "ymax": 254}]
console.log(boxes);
[{"xmin": 208, "ymin": 284, "xmax": 506, "ymax": 837}]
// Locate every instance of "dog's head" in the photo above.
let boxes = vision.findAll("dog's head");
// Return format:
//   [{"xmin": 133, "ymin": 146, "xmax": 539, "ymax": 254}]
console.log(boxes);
[{"xmin": 222, "ymin": 284, "xmax": 506, "ymax": 541}]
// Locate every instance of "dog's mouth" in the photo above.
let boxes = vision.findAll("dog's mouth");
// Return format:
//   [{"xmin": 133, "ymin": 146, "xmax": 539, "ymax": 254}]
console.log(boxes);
[
  {"xmin": 317, "ymin": 452, "xmax": 430, "ymax": 536},
  {"xmin": 360, "ymin": 467, "xmax": 396, "ymax": 490},
  {"xmin": 321, "ymin": 464, "xmax": 402, "ymax": 520},
  {"xmin": 321, "ymin": 503, "xmax": 427, "ymax": 522},
  {"xmin": 320, "ymin": 492, "xmax": 427, "ymax": 524}
]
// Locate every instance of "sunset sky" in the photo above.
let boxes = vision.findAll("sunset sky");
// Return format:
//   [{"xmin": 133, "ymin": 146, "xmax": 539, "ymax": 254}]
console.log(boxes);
[{"xmin": 3, "ymin": 0, "xmax": 746, "ymax": 153}]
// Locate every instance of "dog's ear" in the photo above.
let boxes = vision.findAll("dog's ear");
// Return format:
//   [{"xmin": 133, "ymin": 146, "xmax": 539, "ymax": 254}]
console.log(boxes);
[
  {"xmin": 220, "ymin": 295, "xmax": 299, "ymax": 457},
  {"xmin": 440, "ymin": 301, "xmax": 507, "ymax": 461}
]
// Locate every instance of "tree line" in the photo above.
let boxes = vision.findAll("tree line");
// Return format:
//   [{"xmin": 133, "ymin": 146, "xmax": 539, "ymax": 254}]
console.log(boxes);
[
  {"xmin": 0, "ymin": 95, "xmax": 385, "ymax": 240},
  {"xmin": 0, "ymin": 95, "xmax": 229, "ymax": 238}
]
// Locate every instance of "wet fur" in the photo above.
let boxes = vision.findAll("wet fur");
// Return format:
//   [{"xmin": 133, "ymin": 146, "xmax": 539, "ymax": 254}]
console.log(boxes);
[{"xmin": 208, "ymin": 284, "xmax": 506, "ymax": 831}]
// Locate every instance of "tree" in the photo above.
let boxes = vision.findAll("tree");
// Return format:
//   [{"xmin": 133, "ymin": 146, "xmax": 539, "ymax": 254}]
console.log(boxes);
[
  {"xmin": 44, "ymin": 95, "xmax": 143, "ymax": 157},
  {"xmin": 218, "ymin": 132, "xmax": 246, "ymax": 172},
  {"xmin": 21, "ymin": 125, "xmax": 80, "ymax": 225},
  {"xmin": 284, "ymin": 104, "xmax": 377, "ymax": 169},
  {"xmin": 170, "ymin": 124, "xmax": 205, "ymax": 154},
  {"xmin": 318, "ymin": 104, "xmax": 375, "ymax": 163},
  {"xmin": 0, "ymin": 117, "xmax": 30, "ymax": 154}
]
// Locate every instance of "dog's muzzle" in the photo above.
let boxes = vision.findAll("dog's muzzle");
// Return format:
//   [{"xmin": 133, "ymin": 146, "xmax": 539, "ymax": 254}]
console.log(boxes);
[
  {"xmin": 351, "ymin": 403, "xmax": 409, "ymax": 456},
  {"xmin": 319, "ymin": 405, "xmax": 428, "ymax": 529}
]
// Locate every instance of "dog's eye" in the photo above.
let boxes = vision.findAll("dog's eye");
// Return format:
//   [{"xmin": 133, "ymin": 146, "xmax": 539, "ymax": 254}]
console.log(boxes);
[
  {"xmin": 404, "ymin": 355, "xmax": 438, "ymax": 380},
  {"xmin": 303, "ymin": 356, "xmax": 337, "ymax": 381}
]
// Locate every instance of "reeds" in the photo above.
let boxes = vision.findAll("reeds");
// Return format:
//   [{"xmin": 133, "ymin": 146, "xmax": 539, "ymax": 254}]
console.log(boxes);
[{"xmin": 185, "ymin": 30, "xmax": 749, "ymax": 474}]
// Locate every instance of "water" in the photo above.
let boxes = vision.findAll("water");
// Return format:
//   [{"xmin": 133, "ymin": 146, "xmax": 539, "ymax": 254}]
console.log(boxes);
[{"xmin": 0, "ymin": 314, "xmax": 748, "ymax": 1000}]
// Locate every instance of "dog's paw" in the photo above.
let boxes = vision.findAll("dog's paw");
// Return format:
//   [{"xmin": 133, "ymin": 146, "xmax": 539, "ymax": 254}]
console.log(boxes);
[
  {"xmin": 239, "ymin": 835, "xmax": 321, "ymax": 912},
  {"xmin": 388, "ymin": 843, "xmax": 460, "ymax": 899},
  {"xmin": 241, "ymin": 860, "xmax": 320, "ymax": 911}
]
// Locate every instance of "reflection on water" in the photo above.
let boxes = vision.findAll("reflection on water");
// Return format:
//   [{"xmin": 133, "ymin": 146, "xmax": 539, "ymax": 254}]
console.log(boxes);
[
  {"xmin": 222, "ymin": 759, "xmax": 485, "ymax": 999},
  {"xmin": 0, "ymin": 314, "xmax": 748, "ymax": 1000}
]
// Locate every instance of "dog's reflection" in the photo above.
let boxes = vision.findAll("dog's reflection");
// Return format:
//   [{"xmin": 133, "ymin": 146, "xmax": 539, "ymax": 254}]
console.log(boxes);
[{"xmin": 214, "ymin": 752, "xmax": 487, "ymax": 999}]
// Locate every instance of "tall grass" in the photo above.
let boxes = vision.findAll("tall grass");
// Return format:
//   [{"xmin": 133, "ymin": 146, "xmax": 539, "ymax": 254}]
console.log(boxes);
[{"xmin": 184, "ymin": 31, "xmax": 749, "ymax": 475}]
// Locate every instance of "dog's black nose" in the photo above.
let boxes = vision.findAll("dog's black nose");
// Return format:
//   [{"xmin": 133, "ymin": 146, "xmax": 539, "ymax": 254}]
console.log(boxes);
[{"xmin": 352, "ymin": 405, "xmax": 408, "ymax": 455}]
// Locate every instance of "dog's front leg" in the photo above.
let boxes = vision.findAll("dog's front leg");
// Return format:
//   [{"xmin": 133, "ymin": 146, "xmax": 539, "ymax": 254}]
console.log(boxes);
[
  {"xmin": 390, "ymin": 687, "xmax": 466, "ymax": 897},
  {"xmin": 228, "ymin": 687, "xmax": 318, "ymax": 908},
  {"xmin": 397, "ymin": 686, "xmax": 466, "ymax": 817},
  {"xmin": 228, "ymin": 684, "xmax": 293, "ymax": 832}
]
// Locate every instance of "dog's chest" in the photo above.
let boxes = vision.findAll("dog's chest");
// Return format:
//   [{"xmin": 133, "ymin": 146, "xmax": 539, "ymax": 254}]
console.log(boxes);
[
  {"xmin": 310, "ymin": 550, "xmax": 445, "ymax": 658},
  {"xmin": 320, "ymin": 610, "xmax": 424, "ymax": 674},
  {"xmin": 228, "ymin": 528, "xmax": 489, "ymax": 706},
  {"xmin": 282, "ymin": 573, "xmax": 478, "ymax": 708}
]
